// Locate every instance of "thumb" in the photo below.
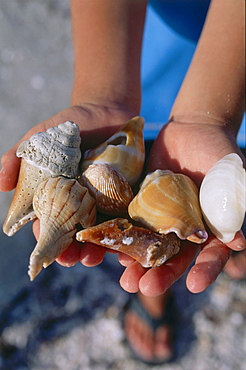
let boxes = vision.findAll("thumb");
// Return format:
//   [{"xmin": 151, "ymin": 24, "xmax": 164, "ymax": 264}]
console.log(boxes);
[{"xmin": 0, "ymin": 147, "xmax": 21, "ymax": 192}]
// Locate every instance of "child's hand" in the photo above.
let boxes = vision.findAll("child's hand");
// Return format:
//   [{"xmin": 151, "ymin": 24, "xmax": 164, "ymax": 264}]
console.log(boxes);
[{"xmin": 118, "ymin": 120, "xmax": 245, "ymax": 296}]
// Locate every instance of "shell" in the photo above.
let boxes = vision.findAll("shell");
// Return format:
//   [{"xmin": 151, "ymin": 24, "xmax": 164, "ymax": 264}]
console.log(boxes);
[
  {"xmin": 17, "ymin": 121, "xmax": 81, "ymax": 178},
  {"xmin": 199, "ymin": 153, "xmax": 246, "ymax": 243},
  {"xmin": 76, "ymin": 218, "xmax": 180, "ymax": 267},
  {"xmin": 81, "ymin": 116, "xmax": 145, "ymax": 186},
  {"xmin": 28, "ymin": 176, "xmax": 96, "ymax": 281},
  {"xmin": 79, "ymin": 163, "xmax": 134, "ymax": 215},
  {"xmin": 128, "ymin": 170, "xmax": 208, "ymax": 244},
  {"xmin": 3, "ymin": 121, "xmax": 82, "ymax": 237},
  {"xmin": 3, "ymin": 159, "xmax": 51, "ymax": 236}
]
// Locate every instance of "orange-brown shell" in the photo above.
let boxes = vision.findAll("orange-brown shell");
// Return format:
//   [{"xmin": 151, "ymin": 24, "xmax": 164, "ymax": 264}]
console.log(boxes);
[
  {"xmin": 76, "ymin": 218, "xmax": 180, "ymax": 267},
  {"xmin": 79, "ymin": 163, "xmax": 134, "ymax": 216},
  {"xmin": 128, "ymin": 170, "xmax": 208, "ymax": 244},
  {"xmin": 81, "ymin": 116, "xmax": 145, "ymax": 186}
]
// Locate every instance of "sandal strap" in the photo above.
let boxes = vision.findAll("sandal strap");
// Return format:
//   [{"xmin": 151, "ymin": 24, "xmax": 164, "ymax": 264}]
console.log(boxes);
[{"xmin": 126, "ymin": 293, "xmax": 177, "ymax": 332}]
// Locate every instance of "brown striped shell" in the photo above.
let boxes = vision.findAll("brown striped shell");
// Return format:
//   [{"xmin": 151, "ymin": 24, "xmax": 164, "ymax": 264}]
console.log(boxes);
[
  {"xmin": 128, "ymin": 170, "xmax": 208, "ymax": 244},
  {"xmin": 81, "ymin": 116, "xmax": 145, "ymax": 186},
  {"xmin": 79, "ymin": 163, "xmax": 134, "ymax": 216}
]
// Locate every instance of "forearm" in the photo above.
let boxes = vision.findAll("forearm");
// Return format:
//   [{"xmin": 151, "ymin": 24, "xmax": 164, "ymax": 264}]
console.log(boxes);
[
  {"xmin": 70, "ymin": 0, "xmax": 147, "ymax": 114},
  {"xmin": 170, "ymin": 0, "xmax": 245, "ymax": 135}
]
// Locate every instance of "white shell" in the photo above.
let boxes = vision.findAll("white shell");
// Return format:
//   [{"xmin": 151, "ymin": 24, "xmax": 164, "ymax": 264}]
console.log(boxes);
[
  {"xmin": 17, "ymin": 121, "xmax": 81, "ymax": 178},
  {"xmin": 199, "ymin": 153, "xmax": 246, "ymax": 243}
]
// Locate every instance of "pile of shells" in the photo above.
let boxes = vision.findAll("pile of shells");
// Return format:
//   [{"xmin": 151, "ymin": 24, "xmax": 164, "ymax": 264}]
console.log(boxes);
[{"xmin": 2, "ymin": 117, "xmax": 245, "ymax": 281}]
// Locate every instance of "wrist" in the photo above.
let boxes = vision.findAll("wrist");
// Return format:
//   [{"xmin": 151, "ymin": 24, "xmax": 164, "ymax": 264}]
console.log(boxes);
[
  {"xmin": 169, "ymin": 110, "xmax": 244, "ymax": 138},
  {"xmin": 71, "ymin": 86, "xmax": 141, "ymax": 116}
]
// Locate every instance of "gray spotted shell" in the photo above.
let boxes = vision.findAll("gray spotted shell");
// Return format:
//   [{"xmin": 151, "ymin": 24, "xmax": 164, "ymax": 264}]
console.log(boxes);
[{"xmin": 17, "ymin": 121, "xmax": 81, "ymax": 178}]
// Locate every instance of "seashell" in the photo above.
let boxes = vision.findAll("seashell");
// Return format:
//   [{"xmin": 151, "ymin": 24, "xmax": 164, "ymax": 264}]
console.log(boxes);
[
  {"xmin": 3, "ymin": 121, "xmax": 82, "ymax": 237},
  {"xmin": 79, "ymin": 163, "xmax": 134, "ymax": 215},
  {"xmin": 28, "ymin": 176, "xmax": 96, "ymax": 281},
  {"xmin": 17, "ymin": 121, "xmax": 81, "ymax": 178},
  {"xmin": 81, "ymin": 116, "xmax": 145, "ymax": 186},
  {"xmin": 76, "ymin": 218, "xmax": 180, "ymax": 268},
  {"xmin": 3, "ymin": 159, "xmax": 51, "ymax": 236},
  {"xmin": 128, "ymin": 170, "xmax": 208, "ymax": 244},
  {"xmin": 199, "ymin": 153, "xmax": 246, "ymax": 243}
]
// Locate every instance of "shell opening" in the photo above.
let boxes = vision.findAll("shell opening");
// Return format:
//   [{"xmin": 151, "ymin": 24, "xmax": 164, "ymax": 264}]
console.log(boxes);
[{"xmin": 107, "ymin": 134, "xmax": 127, "ymax": 146}]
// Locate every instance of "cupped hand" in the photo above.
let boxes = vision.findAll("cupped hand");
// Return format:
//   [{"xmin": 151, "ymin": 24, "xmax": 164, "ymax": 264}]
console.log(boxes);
[
  {"xmin": 118, "ymin": 120, "xmax": 245, "ymax": 296},
  {"xmin": 0, "ymin": 103, "xmax": 135, "ymax": 192},
  {"xmin": 0, "ymin": 103, "xmax": 135, "ymax": 268}
]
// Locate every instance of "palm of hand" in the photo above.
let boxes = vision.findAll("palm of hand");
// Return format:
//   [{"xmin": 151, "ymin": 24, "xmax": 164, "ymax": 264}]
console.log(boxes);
[
  {"xmin": 1, "ymin": 115, "xmax": 245, "ymax": 294},
  {"xmin": 118, "ymin": 121, "xmax": 245, "ymax": 296}
]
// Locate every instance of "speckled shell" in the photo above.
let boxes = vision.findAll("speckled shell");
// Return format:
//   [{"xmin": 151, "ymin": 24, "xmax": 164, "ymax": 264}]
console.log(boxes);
[
  {"xmin": 199, "ymin": 153, "xmax": 245, "ymax": 243},
  {"xmin": 128, "ymin": 170, "xmax": 208, "ymax": 244},
  {"xmin": 3, "ymin": 121, "xmax": 82, "ymax": 237},
  {"xmin": 76, "ymin": 218, "xmax": 180, "ymax": 267},
  {"xmin": 28, "ymin": 176, "xmax": 96, "ymax": 281},
  {"xmin": 17, "ymin": 121, "xmax": 81, "ymax": 178},
  {"xmin": 3, "ymin": 160, "xmax": 51, "ymax": 236},
  {"xmin": 81, "ymin": 116, "xmax": 145, "ymax": 186},
  {"xmin": 79, "ymin": 163, "xmax": 134, "ymax": 216}
]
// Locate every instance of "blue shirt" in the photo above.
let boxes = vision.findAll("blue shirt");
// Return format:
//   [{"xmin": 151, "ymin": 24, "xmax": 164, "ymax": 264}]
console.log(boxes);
[{"xmin": 141, "ymin": 1, "xmax": 245, "ymax": 147}]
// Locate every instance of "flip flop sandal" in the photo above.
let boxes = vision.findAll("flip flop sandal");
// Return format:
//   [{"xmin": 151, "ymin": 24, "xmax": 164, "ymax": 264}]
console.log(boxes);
[{"xmin": 122, "ymin": 292, "xmax": 178, "ymax": 365}]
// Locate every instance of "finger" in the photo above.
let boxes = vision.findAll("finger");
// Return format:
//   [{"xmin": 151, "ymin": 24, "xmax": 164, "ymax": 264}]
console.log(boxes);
[
  {"xmin": 0, "ymin": 149, "xmax": 21, "ymax": 191},
  {"xmin": 56, "ymin": 242, "xmax": 81, "ymax": 267},
  {"xmin": 33, "ymin": 219, "xmax": 82, "ymax": 267},
  {"xmin": 32, "ymin": 218, "xmax": 40, "ymax": 240},
  {"xmin": 79, "ymin": 242, "xmax": 106, "ymax": 267},
  {"xmin": 226, "ymin": 230, "xmax": 246, "ymax": 251},
  {"xmin": 118, "ymin": 252, "xmax": 136, "ymax": 267},
  {"xmin": 186, "ymin": 235, "xmax": 231, "ymax": 293},
  {"xmin": 119, "ymin": 261, "xmax": 147, "ymax": 293},
  {"xmin": 138, "ymin": 241, "xmax": 199, "ymax": 296}
]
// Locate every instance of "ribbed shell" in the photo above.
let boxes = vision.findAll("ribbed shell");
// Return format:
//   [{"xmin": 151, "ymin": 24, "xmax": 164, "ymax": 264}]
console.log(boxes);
[
  {"xmin": 17, "ymin": 121, "xmax": 81, "ymax": 178},
  {"xmin": 80, "ymin": 163, "xmax": 134, "ymax": 215},
  {"xmin": 200, "ymin": 153, "xmax": 245, "ymax": 243},
  {"xmin": 128, "ymin": 170, "xmax": 208, "ymax": 244},
  {"xmin": 81, "ymin": 116, "xmax": 145, "ymax": 186},
  {"xmin": 28, "ymin": 176, "xmax": 96, "ymax": 281},
  {"xmin": 3, "ymin": 159, "xmax": 50, "ymax": 236},
  {"xmin": 76, "ymin": 218, "xmax": 180, "ymax": 267}
]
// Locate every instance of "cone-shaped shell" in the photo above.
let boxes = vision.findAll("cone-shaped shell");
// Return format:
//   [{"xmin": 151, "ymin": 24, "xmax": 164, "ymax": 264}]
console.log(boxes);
[
  {"xmin": 76, "ymin": 218, "xmax": 180, "ymax": 267},
  {"xmin": 3, "ymin": 159, "xmax": 50, "ymax": 236},
  {"xmin": 79, "ymin": 163, "xmax": 134, "ymax": 215},
  {"xmin": 17, "ymin": 121, "xmax": 81, "ymax": 178},
  {"xmin": 28, "ymin": 176, "xmax": 96, "ymax": 281},
  {"xmin": 128, "ymin": 170, "xmax": 208, "ymax": 244},
  {"xmin": 200, "ymin": 153, "xmax": 245, "ymax": 243},
  {"xmin": 3, "ymin": 121, "xmax": 82, "ymax": 237},
  {"xmin": 81, "ymin": 116, "xmax": 145, "ymax": 186}
]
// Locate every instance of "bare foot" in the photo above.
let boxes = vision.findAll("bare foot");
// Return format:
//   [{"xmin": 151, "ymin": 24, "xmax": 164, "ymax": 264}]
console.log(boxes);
[{"xmin": 124, "ymin": 291, "xmax": 174, "ymax": 363}]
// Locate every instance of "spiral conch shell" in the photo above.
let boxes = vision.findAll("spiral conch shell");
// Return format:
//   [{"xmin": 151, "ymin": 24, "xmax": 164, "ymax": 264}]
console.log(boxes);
[
  {"xmin": 76, "ymin": 218, "xmax": 180, "ymax": 268},
  {"xmin": 79, "ymin": 163, "xmax": 134, "ymax": 215},
  {"xmin": 29, "ymin": 176, "xmax": 96, "ymax": 281},
  {"xmin": 199, "ymin": 153, "xmax": 245, "ymax": 243},
  {"xmin": 3, "ymin": 121, "xmax": 81, "ymax": 236},
  {"xmin": 128, "ymin": 170, "xmax": 208, "ymax": 244},
  {"xmin": 81, "ymin": 116, "xmax": 145, "ymax": 186}
]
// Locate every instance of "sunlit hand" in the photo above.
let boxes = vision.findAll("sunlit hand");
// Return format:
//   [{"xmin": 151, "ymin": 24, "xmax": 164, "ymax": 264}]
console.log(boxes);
[{"xmin": 118, "ymin": 121, "xmax": 245, "ymax": 296}]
